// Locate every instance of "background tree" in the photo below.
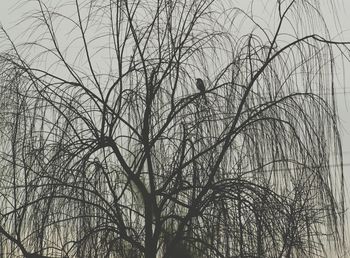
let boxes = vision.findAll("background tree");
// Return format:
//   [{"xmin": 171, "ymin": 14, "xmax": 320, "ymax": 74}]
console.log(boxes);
[{"xmin": 0, "ymin": 0, "xmax": 348, "ymax": 257}]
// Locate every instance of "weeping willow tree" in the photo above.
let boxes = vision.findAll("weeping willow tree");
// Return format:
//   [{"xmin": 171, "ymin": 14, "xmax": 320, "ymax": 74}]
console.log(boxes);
[{"xmin": 0, "ymin": 0, "xmax": 348, "ymax": 257}]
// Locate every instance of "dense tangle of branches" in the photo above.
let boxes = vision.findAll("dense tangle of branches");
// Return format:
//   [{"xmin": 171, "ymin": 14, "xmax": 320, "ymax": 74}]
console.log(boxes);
[{"xmin": 0, "ymin": 0, "xmax": 348, "ymax": 257}]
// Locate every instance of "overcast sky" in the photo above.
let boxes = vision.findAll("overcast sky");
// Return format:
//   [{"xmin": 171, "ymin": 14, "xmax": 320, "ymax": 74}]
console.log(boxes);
[
  {"xmin": 0, "ymin": 2, "xmax": 349, "ymax": 256},
  {"xmin": 2, "ymin": 0, "xmax": 348, "ymax": 169},
  {"xmin": 1, "ymin": 0, "xmax": 349, "ymax": 210}
]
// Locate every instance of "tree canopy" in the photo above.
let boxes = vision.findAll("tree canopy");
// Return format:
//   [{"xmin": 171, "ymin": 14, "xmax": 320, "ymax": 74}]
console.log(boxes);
[{"xmin": 0, "ymin": 0, "xmax": 348, "ymax": 257}]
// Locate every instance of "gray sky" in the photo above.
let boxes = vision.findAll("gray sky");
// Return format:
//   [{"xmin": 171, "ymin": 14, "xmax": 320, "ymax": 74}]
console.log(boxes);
[
  {"xmin": 0, "ymin": 2, "xmax": 349, "ymax": 163},
  {"xmin": 1, "ymin": 0, "xmax": 350, "ymax": 245},
  {"xmin": 1, "ymin": 1, "xmax": 349, "ymax": 178},
  {"xmin": 2, "ymin": 0, "xmax": 348, "ymax": 174}
]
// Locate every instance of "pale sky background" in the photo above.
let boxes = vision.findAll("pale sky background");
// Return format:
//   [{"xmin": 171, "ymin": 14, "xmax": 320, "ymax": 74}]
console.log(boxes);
[
  {"xmin": 0, "ymin": 0, "xmax": 350, "ymax": 252},
  {"xmin": 2, "ymin": 2, "xmax": 348, "ymax": 178}
]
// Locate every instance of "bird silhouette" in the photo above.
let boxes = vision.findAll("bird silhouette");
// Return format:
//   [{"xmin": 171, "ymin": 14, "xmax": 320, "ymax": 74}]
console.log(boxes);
[{"xmin": 195, "ymin": 78, "xmax": 205, "ymax": 93}]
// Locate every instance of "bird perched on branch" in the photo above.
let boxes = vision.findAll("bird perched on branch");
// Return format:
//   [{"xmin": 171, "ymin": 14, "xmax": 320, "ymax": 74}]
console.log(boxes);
[
  {"xmin": 195, "ymin": 78, "xmax": 209, "ymax": 106},
  {"xmin": 196, "ymin": 78, "xmax": 205, "ymax": 94}
]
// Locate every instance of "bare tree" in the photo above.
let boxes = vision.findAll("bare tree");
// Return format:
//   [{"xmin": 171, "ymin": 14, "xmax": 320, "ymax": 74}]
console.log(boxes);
[{"xmin": 0, "ymin": 0, "xmax": 348, "ymax": 257}]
